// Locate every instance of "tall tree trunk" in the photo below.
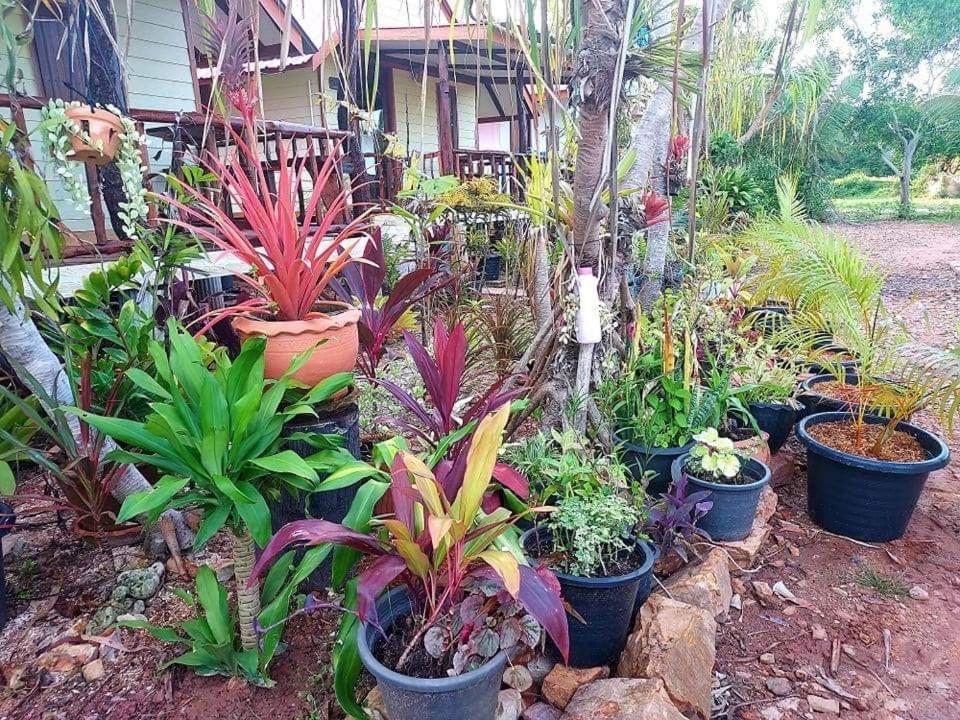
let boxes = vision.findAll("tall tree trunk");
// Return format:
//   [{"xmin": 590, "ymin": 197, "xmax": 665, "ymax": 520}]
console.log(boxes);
[
  {"xmin": 629, "ymin": 0, "xmax": 733, "ymax": 310},
  {"xmin": 0, "ymin": 297, "xmax": 193, "ymax": 548},
  {"xmin": 337, "ymin": 0, "xmax": 369, "ymax": 207},
  {"xmin": 233, "ymin": 529, "xmax": 261, "ymax": 652}
]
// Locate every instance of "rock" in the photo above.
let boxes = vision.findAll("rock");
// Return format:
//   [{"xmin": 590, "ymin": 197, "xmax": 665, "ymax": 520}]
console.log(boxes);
[
  {"xmin": 116, "ymin": 612, "xmax": 147, "ymax": 624},
  {"xmin": 561, "ymin": 678, "xmax": 687, "ymax": 720},
  {"xmin": 808, "ymin": 695, "xmax": 840, "ymax": 714},
  {"xmin": 117, "ymin": 563, "xmax": 164, "ymax": 600},
  {"xmin": 811, "ymin": 624, "xmax": 828, "ymax": 641},
  {"xmin": 497, "ymin": 689, "xmax": 523, "ymax": 720},
  {"xmin": 752, "ymin": 581, "xmax": 774, "ymax": 604},
  {"xmin": 110, "ymin": 585, "xmax": 132, "ymax": 607},
  {"xmin": 504, "ymin": 665, "xmax": 534, "ymax": 692},
  {"xmin": 87, "ymin": 605, "xmax": 119, "ymax": 637},
  {"xmin": 760, "ymin": 708, "xmax": 783, "ymax": 720},
  {"xmin": 2, "ymin": 534, "xmax": 28, "ymax": 561},
  {"xmin": 759, "ymin": 653, "xmax": 776, "ymax": 665},
  {"xmin": 616, "ymin": 595, "xmax": 716, "ymax": 719},
  {"xmin": 36, "ymin": 643, "xmax": 98, "ymax": 676},
  {"xmin": 767, "ymin": 450, "xmax": 795, "ymax": 489},
  {"xmin": 5, "ymin": 665, "xmax": 27, "ymax": 690},
  {"xmin": 716, "ymin": 486, "xmax": 777, "ymax": 572},
  {"xmin": 766, "ymin": 677, "xmax": 792, "ymax": 696},
  {"xmin": 132, "ymin": 600, "xmax": 146, "ymax": 614},
  {"xmin": 542, "ymin": 665, "xmax": 609, "ymax": 710},
  {"xmin": 661, "ymin": 548, "xmax": 733, "ymax": 618},
  {"xmin": 111, "ymin": 546, "xmax": 147, "ymax": 572},
  {"xmin": 364, "ymin": 687, "xmax": 389, "ymax": 719},
  {"xmin": 523, "ymin": 703, "xmax": 562, "ymax": 720},
  {"xmin": 81, "ymin": 659, "xmax": 105, "ymax": 683},
  {"xmin": 527, "ymin": 654, "xmax": 556, "ymax": 685},
  {"xmin": 909, "ymin": 586, "xmax": 929, "ymax": 601}
]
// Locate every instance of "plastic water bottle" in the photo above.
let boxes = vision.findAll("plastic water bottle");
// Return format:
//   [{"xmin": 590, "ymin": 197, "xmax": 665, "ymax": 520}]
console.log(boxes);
[{"xmin": 575, "ymin": 267, "xmax": 602, "ymax": 344}]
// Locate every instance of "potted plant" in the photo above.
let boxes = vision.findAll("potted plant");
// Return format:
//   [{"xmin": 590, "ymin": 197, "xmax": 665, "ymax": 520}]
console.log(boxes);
[
  {"xmin": 796, "ymin": 347, "xmax": 958, "ymax": 542},
  {"xmin": 733, "ymin": 342, "xmax": 799, "ymax": 452},
  {"xmin": 701, "ymin": 363, "xmax": 771, "ymax": 464},
  {"xmin": 76, "ymin": 322, "xmax": 362, "ymax": 677},
  {"xmin": 521, "ymin": 487, "xmax": 655, "ymax": 667},
  {"xmin": 38, "ymin": 99, "xmax": 149, "ymax": 236},
  {"xmin": 670, "ymin": 428, "xmax": 771, "ymax": 542},
  {"xmin": 248, "ymin": 406, "xmax": 570, "ymax": 720},
  {"xmin": 166, "ymin": 112, "xmax": 371, "ymax": 386}
]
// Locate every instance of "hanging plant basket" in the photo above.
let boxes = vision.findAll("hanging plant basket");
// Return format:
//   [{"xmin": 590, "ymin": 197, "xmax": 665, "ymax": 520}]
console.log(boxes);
[{"xmin": 64, "ymin": 105, "xmax": 125, "ymax": 165}]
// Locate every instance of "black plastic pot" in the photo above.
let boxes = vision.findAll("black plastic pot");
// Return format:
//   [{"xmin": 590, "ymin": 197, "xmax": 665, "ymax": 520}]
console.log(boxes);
[
  {"xmin": 481, "ymin": 253, "xmax": 502, "ymax": 282},
  {"xmin": 671, "ymin": 455, "xmax": 771, "ymax": 542},
  {"xmin": 797, "ymin": 372, "xmax": 862, "ymax": 417},
  {"xmin": 0, "ymin": 501, "xmax": 14, "ymax": 631},
  {"xmin": 745, "ymin": 303, "xmax": 789, "ymax": 337},
  {"xmin": 271, "ymin": 400, "xmax": 361, "ymax": 590},
  {"xmin": 797, "ymin": 412, "xmax": 949, "ymax": 542},
  {"xmin": 357, "ymin": 587, "xmax": 507, "ymax": 720},
  {"xmin": 521, "ymin": 527, "xmax": 657, "ymax": 668},
  {"xmin": 619, "ymin": 438, "xmax": 695, "ymax": 497},
  {"xmin": 748, "ymin": 401, "xmax": 797, "ymax": 453}
]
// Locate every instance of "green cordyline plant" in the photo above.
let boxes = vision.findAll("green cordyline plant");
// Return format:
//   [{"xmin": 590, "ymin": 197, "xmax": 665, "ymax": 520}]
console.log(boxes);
[
  {"xmin": 248, "ymin": 405, "xmax": 570, "ymax": 717},
  {"xmin": 73, "ymin": 321, "xmax": 365, "ymax": 660}
]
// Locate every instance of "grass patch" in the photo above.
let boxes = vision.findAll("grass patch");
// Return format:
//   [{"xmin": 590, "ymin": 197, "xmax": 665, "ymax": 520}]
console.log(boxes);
[
  {"xmin": 833, "ymin": 197, "xmax": 960, "ymax": 222},
  {"xmin": 855, "ymin": 565, "xmax": 910, "ymax": 598}
]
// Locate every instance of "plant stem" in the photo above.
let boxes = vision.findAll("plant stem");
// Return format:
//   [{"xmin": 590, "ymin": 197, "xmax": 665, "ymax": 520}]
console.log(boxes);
[{"xmin": 233, "ymin": 529, "xmax": 262, "ymax": 652}]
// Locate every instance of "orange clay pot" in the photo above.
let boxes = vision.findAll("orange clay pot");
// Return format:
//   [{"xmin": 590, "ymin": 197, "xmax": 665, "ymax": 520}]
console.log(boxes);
[
  {"xmin": 64, "ymin": 106, "xmax": 124, "ymax": 165},
  {"xmin": 232, "ymin": 305, "xmax": 360, "ymax": 385},
  {"xmin": 733, "ymin": 431, "xmax": 771, "ymax": 466}
]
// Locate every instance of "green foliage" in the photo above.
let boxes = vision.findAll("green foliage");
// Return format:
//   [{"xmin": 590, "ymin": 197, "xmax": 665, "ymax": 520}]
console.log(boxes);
[
  {"xmin": 685, "ymin": 428, "xmax": 742, "ymax": 483},
  {"xmin": 831, "ymin": 172, "xmax": 899, "ymax": 199},
  {"xmin": 546, "ymin": 489, "xmax": 643, "ymax": 577},
  {"xmin": 74, "ymin": 321, "xmax": 362, "ymax": 548},
  {"xmin": 120, "ymin": 566, "xmax": 264, "ymax": 682}
]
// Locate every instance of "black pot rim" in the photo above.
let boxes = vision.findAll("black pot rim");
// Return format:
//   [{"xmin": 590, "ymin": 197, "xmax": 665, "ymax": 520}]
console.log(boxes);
[
  {"xmin": 797, "ymin": 412, "xmax": 950, "ymax": 474},
  {"xmin": 520, "ymin": 526, "xmax": 658, "ymax": 588},
  {"xmin": 0, "ymin": 500, "xmax": 15, "ymax": 539},
  {"xmin": 674, "ymin": 454, "xmax": 771, "ymax": 492},
  {"xmin": 748, "ymin": 400, "xmax": 797, "ymax": 411},
  {"xmin": 357, "ymin": 588, "xmax": 507, "ymax": 693},
  {"xmin": 617, "ymin": 437, "xmax": 695, "ymax": 457}
]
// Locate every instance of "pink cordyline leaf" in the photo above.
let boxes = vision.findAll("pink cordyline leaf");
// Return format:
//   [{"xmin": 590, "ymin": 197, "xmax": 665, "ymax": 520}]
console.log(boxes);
[
  {"xmin": 669, "ymin": 135, "xmax": 689, "ymax": 163},
  {"xmin": 248, "ymin": 519, "xmax": 385, "ymax": 585},
  {"xmin": 357, "ymin": 555, "xmax": 408, "ymax": 627}
]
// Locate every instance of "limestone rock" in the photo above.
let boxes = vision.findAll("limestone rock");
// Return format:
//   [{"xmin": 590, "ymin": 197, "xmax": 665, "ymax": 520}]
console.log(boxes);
[
  {"xmin": 807, "ymin": 695, "xmax": 840, "ymax": 714},
  {"xmin": 497, "ymin": 689, "xmax": 523, "ymax": 720},
  {"xmin": 542, "ymin": 665, "xmax": 609, "ymax": 710},
  {"xmin": 117, "ymin": 562, "xmax": 165, "ymax": 600},
  {"xmin": 561, "ymin": 678, "xmax": 687, "ymax": 720},
  {"xmin": 909, "ymin": 586, "xmax": 929, "ymax": 601},
  {"xmin": 81, "ymin": 659, "xmax": 105, "ymax": 683},
  {"xmin": 616, "ymin": 594, "xmax": 716, "ymax": 719},
  {"xmin": 522, "ymin": 703, "xmax": 562, "ymax": 720},
  {"xmin": 661, "ymin": 548, "xmax": 732, "ymax": 618},
  {"xmin": 87, "ymin": 606, "xmax": 118, "ymax": 637},
  {"xmin": 716, "ymin": 486, "xmax": 777, "ymax": 572}
]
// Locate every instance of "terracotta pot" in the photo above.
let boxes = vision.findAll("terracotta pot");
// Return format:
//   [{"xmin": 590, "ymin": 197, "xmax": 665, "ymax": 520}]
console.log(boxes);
[
  {"xmin": 64, "ymin": 106, "xmax": 124, "ymax": 165},
  {"xmin": 232, "ymin": 305, "xmax": 360, "ymax": 385},
  {"xmin": 732, "ymin": 431, "xmax": 771, "ymax": 466}
]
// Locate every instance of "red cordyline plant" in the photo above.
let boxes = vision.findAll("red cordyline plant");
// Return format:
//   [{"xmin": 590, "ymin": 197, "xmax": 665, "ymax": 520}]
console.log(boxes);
[
  {"xmin": 669, "ymin": 134, "xmax": 690, "ymax": 163},
  {"xmin": 162, "ymin": 111, "xmax": 372, "ymax": 325},
  {"xmin": 330, "ymin": 234, "xmax": 450, "ymax": 378},
  {"xmin": 376, "ymin": 321, "xmax": 529, "ymax": 505},
  {"xmin": 248, "ymin": 405, "xmax": 569, "ymax": 677},
  {"xmin": 641, "ymin": 190, "xmax": 671, "ymax": 228}
]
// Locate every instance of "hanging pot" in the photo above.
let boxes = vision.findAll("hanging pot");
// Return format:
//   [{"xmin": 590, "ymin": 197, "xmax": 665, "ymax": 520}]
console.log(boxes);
[{"xmin": 64, "ymin": 106, "xmax": 125, "ymax": 165}]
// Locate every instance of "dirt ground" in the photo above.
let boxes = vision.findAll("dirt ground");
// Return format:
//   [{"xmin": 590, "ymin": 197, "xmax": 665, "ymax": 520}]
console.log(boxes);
[
  {"xmin": 716, "ymin": 221, "xmax": 960, "ymax": 720},
  {"xmin": 1, "ymin": 220, "xmax": 959, "ymax": 720}
]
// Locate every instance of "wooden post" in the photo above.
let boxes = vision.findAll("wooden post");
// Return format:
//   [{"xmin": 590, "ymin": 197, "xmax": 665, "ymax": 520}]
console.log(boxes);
[
  {"xmin": 436, "ymin": 41, "xmax": 456, "ymax": 176},
  {"xmin": 515, "ymin": 61, "xmax": 530, "ymax": 155}
]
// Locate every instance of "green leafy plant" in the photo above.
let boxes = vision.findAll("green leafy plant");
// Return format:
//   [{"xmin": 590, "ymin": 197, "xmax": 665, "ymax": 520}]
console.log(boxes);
[
  {"xmin": 685, "ymin": 428, "xmax": 743, "ymax": 482},
  {"xmin": 545, "ymin": 489, "xmax": 644, "ymax": 577},
  {"xmin": 732, "ymin": 341, "xmax": 798, "ymax": 405},
  {"xmin": 75, "ymin": 321, "xmax": 363, "ymax": 665}
]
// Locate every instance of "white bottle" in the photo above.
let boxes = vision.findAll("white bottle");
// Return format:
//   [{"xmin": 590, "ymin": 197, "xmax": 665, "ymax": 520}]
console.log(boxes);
[{"xmin": 575, "ymin": 267, "xmax": 603, "ymax": 344}]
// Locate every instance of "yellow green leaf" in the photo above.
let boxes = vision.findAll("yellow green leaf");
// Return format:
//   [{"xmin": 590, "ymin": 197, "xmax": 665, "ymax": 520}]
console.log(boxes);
[
  {"xmin": 478, "ymin": 550, "xmax": 520, "ymax": 597},
  {"xmin": 452, "ymin": 404, "xmax": 510, "ymax": 527}
]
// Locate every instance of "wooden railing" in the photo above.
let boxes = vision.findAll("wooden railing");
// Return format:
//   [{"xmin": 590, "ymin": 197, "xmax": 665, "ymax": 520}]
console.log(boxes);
[{"xmin": 422, "ymin": 149, "xmax": 530, "ymax": 200}]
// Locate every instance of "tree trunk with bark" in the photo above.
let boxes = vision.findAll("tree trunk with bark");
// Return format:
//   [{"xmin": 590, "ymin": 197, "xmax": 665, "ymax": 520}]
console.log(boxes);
[
  {"xmin": 0, "ymin": 297, "xmax": 193, "ymax": 549},
  {"xmin": 232, "ymin": 529, "xmax": 261, "ymax": 652},
  {"xmin": 879, "ymin": 122, "xmax": 920, "ymax": 219}
]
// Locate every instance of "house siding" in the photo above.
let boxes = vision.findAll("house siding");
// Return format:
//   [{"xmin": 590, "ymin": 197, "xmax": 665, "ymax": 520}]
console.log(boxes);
[
  {"xmin": 392, "ymin": 70, "xmax": 477, "ymax": 158},
  {"xmin": 2, "ymin": 0, "xmax": 197, "ymax": 233},
  {"xmin": 261, "ymin": 67, "xmax": 340, "ymax": 128}
]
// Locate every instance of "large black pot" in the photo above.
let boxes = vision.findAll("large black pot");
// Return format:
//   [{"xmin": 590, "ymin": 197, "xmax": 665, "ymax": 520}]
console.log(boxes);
[
  {"xmin": 619, "ymin": 438, "xmax": 695, "ymax": 497},
  {"xmin": 357, "ymin": 588, "xmax": 507, "ymax": 720},
  {"xmin": 0, "ymin": 501, "xmax": 14, "ymax": 630},
  {"xmin": 271, "ymin": 400, "xmax": 361, "ymax": 590},
  {"xmin": 745, "ymin": 303, "xmax": 789, "ymax": 337},
  {"xmin": 521, "ymin": 527, "xmax": 657, "ymax": 668},
  {"xmin": 797, "ymin": 372, "xmax": 862, "ymax": 417},
  {"xmin": 671, "ymin": 455, "xmax": 771, "ymax": 542},
  {"xmin": 748, "ymin": 401, "xmax": 797, "ymax": 452},
  {"xmin": 797, "ymin": 412, "xmax": 949, "ymax": 542}
]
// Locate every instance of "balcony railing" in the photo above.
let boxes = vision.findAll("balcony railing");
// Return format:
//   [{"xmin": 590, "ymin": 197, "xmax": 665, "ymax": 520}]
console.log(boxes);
[{"xmin": 422, "ymin": 149, "xmax": 530, "ymax": 201}]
